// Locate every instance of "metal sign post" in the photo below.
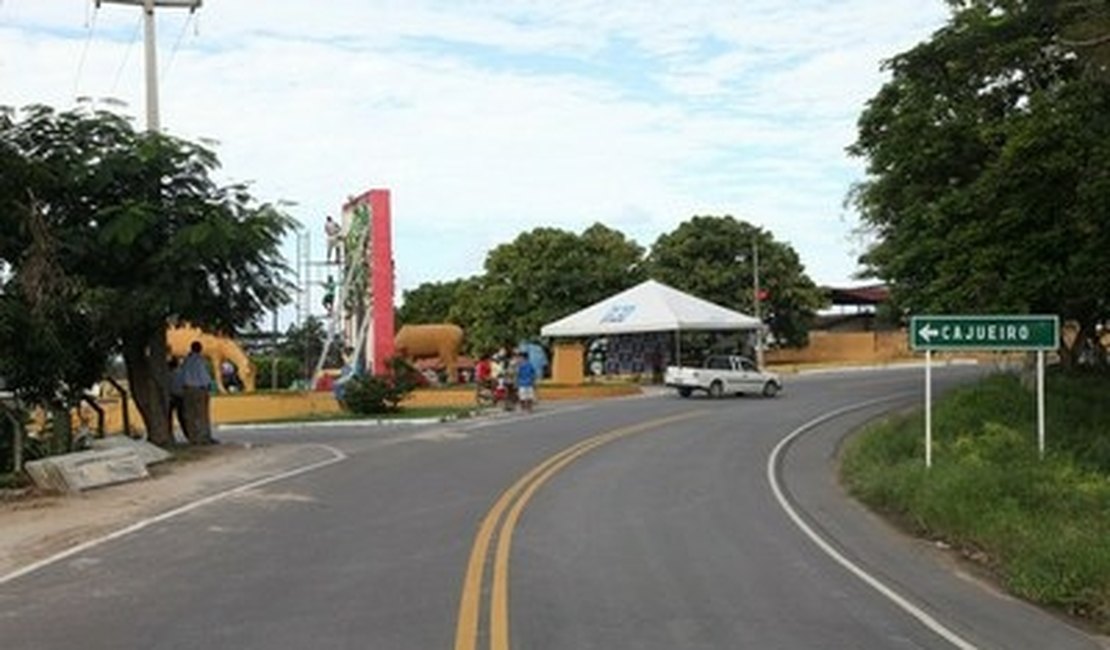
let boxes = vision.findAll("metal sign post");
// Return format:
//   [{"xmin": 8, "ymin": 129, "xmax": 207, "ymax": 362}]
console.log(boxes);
[
  {"xmin": 925, "ymin": 350, "xmax": 932, "ymax": 467},
  {"xmin": 1037, "ymin": 349, "xmax": 1046, "ymax": 457},
  {"xmin": 910, "ymin": 315, "xmax": 1059, "ymax": 467}
]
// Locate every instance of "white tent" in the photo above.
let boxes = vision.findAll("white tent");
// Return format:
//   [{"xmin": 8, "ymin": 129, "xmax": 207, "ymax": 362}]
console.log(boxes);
[{"xmin": 540, "ymin": 279, "xmax": 761, "ymax": 337}]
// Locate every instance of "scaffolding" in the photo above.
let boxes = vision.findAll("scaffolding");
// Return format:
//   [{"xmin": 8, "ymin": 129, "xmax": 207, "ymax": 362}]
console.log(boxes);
[
  {"xmin": 293, "ymin": 204, "xmax": 376, "ymax": 387},
  {"xmin": 294, "ymin": 228, "xmax": 344, "ymax": 384},
  {"xmin": 293, "ymin": 188, "xmax": 394, "ymax": 388},
  {"xmin": 316, "ymin": 201, "xmax": 373, "ymax": 380},
  {"xmin": 295, "ymin": 230, "xmax": 312, "ymax": 328}
]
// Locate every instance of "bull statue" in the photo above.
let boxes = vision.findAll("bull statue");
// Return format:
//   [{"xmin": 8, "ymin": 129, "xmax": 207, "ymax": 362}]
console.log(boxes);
[
  {"xmin": 167, "ymin": 325, "xmax": 257, "ymax": 393},
  {"xmin": 394, "ymin": 323, "xmax": 464, "ymax": 383}
]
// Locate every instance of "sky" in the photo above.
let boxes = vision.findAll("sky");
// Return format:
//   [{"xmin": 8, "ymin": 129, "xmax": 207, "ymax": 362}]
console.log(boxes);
[{"xmin": 0, "ymin": 1, "xmax": 950, "ymax": 325}]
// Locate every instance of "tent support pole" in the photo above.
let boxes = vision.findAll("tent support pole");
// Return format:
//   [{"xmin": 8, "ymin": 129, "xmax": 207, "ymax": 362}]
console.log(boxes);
[{"xmin": 675, "ymin": 329, "xmax": 682, "ymax": 366}]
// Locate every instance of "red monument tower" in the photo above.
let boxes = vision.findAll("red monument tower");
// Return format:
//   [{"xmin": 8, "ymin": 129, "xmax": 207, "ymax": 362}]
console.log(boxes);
[{"xmin": 340, "ymin": 189, "xmax": 395, "ymax": 376}]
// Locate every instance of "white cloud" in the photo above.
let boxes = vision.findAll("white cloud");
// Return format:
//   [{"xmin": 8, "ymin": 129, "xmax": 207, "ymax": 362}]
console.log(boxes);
[{"xmin": 0, "ymin": 0, "xmax": 951, "ymax": 323}]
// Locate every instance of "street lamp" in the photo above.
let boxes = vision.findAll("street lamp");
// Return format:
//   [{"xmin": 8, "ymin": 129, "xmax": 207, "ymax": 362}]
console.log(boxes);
[{"xmin": 736, "ymin": 240, "xmax": 765, "ymax": 369}]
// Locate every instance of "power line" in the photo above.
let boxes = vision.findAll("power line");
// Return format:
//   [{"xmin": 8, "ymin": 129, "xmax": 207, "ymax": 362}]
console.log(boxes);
[
  {"xmin": 161, "ymin": 10, "xmax": 195, "ymax": 83},
  {"xmin": 72, "ymin": 2, "xmax": 99, "ymax": 100},
  {"xmin": 97, "ymin": 0, "xmax": 202, "ymax": 132},
  {"xmin": 109, "ymin": 14, "xmax": 143, "ymax": 98}
]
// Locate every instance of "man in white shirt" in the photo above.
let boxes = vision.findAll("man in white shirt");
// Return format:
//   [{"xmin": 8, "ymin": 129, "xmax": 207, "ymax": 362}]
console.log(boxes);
[{"xmin": 325, "ymin": 215, "xmax": 343, "ymax": 264}]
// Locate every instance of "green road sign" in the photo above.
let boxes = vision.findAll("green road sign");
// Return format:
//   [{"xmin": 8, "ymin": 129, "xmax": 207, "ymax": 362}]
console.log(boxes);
[{"xmin": 910, "ymin": 315, "xmax": 1059, "ymax": 351}]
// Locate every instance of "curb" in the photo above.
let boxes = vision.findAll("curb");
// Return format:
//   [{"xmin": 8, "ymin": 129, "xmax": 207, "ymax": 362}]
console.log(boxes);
[
  {"xmin": 218, "ymin": 411, "xmax": 483, "ymax": 432},
  {"xmin": 788, "ymin": 358, "xmax": 979, "ymax": 376}
]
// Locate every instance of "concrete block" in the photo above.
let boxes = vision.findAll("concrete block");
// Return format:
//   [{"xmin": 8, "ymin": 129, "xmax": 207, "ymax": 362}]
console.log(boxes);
[
  {"xmin": 22, "ymin": 459, "xmax": 69, "ymax": 493},
  {"xmin": 91, "ymin": 436, "xmax": 172, "ymax": 466},
  {"xmin": 25, "ymin": 448, "xmax": 149, "ymax": 493}
]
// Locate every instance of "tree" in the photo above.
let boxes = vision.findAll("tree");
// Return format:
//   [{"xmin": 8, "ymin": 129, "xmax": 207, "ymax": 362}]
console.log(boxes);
[
  {"xmin": 849, "ymin": 1, "xmax": 1110, "ymax": 366},
  {"xmin": 0, "ymin": 195, "xmax": 113, "ymax": 446},
  {"xmin": 0, "ymin": 105, "xmax": 295, "ymax": 445},
  {"xmin": 646, "ymin": 215, "xmax": 824, "ymax": 347},
  {"xmin": 446, "ymin": 275, "xmax": 498, "ymax": 353},
  {"xmin": 449, "ymin": 224, "xmax": 645, "ymax": 352},
  {"xmin": 276, "ymin": 316, "xmax": 339, "ymax": 381},
  {"xmin": 397, "ymin": 278, "xmax": 466, "ymax": 325},
  {"xmin": 1057, "ymin": 0, "xmax": 1110, "ymax": 78}
]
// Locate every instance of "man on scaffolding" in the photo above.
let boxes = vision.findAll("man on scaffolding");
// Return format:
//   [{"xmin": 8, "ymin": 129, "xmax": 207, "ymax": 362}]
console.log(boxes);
[
  {"xmin": 325, "ymin": 215, "xmax": 343, "ymax": 264},
  {"xmin": 322, "ymin": 275, "xmax": 336, "ymax": 315}
]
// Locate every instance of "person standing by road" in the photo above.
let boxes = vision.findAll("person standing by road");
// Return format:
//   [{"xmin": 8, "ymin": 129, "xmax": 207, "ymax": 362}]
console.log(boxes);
[
  {"xmin": 515, "ymin": 349, "xmax": 536, "ymax": 412},
  {"xmin": 167, "ymin": 357, "xmax": 188, "ymax": 443},
  {"xmin": 181, "ymin": 341, "xmax": 218, "ymax": 445},
  {"xmin": 499, "ymin": 347, "xmax": 520, "ymax": 410},
  {"xmin": 474, "ymin": 353, "xmax": 493, "ymax": 404}
]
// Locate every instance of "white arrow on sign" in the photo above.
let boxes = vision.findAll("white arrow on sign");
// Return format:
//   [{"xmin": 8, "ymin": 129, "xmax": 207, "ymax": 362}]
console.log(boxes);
[{"xmin": 918, "ymin": 324, "xmax": 940, "ymax": 342}]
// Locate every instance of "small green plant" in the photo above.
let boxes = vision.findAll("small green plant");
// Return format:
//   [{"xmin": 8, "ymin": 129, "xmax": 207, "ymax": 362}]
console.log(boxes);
[
  {"xmin": 339, "ymin": 357, "xmax": 421, "ymax": 415},
  {"xmin": 0, "ymin": 404, "xmax": 36, "ymax": 474},
  {"xmin": 340, "ymin": 375, "xmax": 403, "ymax": 414},
  {"xmin": 0, "ymin": 412, "xmax": 16, "ymax": 474},
  {"xmin": 388, "ymin": 356, "xmax": 423, "ymax": 395},
  {"xmin": 250, "ymin": 355, "xmax": 305, "ymax": 390}
]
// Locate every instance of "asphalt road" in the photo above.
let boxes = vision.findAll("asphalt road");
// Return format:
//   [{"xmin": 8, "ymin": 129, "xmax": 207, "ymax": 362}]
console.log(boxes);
[{"xmin": 0, "ymin": 366, "xmax": 1102, "ymax": 649}]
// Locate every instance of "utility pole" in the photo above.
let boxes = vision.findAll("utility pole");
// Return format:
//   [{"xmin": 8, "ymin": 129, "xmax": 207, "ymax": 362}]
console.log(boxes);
[
  {"xmin": 96, "ymin": 0, "xmax": 201, "ymax": 131},
  {"xmin": 752, "ymin": 239, "xmax": 764, "ymax": 369},
  {"xmin": 735, "ymin": 241, "xmax": 766, "ymax": 368}
]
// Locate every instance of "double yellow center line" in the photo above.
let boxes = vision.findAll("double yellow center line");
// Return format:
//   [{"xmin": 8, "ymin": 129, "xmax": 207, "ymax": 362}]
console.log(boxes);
[{"xmin": 453, "ymin": 411, "xmax": 703, "ymax": 650}]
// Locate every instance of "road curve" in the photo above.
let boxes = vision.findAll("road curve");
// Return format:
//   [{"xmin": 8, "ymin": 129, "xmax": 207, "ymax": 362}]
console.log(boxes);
[
  {"xmin": 500, "ymin": 367, "xmax": 1101, "ymax": 649},
  {"xmin": 0, "ymin": 366, "xmax": 1101, "ymax": 649}
]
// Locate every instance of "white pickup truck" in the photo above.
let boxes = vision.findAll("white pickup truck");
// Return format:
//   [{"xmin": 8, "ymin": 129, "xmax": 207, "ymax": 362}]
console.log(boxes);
[{"xmin": 664, "ymin": 354, "xmax": 782, "ymax": 399}]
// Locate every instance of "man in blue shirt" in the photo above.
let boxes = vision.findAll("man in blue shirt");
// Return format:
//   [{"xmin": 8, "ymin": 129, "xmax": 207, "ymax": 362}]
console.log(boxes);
[
  {"xmin": 180, "ymin": 341, "xmax": 217, "ymax": 444},
  {"xmin": 515, "ymin": 350, "xmax": 537, "ymax": 412}
]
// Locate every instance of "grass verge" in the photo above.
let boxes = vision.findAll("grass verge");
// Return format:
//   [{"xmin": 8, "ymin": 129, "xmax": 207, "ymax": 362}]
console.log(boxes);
[{"xmin": 841, "ymin": 371, "xmax": 1110, "ymax": 630}]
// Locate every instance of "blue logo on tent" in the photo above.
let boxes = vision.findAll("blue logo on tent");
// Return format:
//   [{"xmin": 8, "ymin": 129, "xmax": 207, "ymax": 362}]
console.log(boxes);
[{"xmin": 600, "ymin": 304, "xmax": 636, "ymax": 323}]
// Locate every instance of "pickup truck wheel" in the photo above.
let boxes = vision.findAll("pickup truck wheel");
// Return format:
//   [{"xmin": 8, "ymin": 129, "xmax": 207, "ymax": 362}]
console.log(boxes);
[
  {"xmin": 762, "ymin": 382, "xmax": 780, "ymax": 398},
  {"xmin": 709, "ymin": 380, "xmax": 724, "ymax": 399},
  {"xmin": 678, "ymin": 387, "xmax": 693, "ymax": 398}
]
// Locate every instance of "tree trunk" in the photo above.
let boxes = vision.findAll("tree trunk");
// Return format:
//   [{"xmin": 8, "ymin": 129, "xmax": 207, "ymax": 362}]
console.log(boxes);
[
  {"xmin": 122, "ymin": 329, "xmax": 173, "ymax": 447},
  {"xmin": 1060, "ymin": 319, "xmax": 1101, "ymax": 371},
  {"xmin": 49, "ymin": 405, "xmax": 73, "ymax": 455}
]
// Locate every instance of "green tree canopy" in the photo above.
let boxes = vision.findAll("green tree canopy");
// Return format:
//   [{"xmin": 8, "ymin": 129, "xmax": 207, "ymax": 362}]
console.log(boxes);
[
  {"xmin": 849, "ymin": 0, "xmax": 1110, "ymax": 364},
  {"xmin": 397, "ymin": 278, "xmax": 466, "ymax": 326},
  {"xmin": 1056, "ymin": 0, "xmax": 1110, "ymax": 77},
  {"xmin": 646, "ymin": 215, "xmax": 824, "ymax": 347},
  {"xmin": 448, "ymin": 223, "xmax": 645, "ymax": 353},
  {"xmin": 0, "ymin": 105, "xmax": 295, "ymax": 444},
  {"xmin": 0, "ymin": 200, "xmax": 112, "ymax": 410}
]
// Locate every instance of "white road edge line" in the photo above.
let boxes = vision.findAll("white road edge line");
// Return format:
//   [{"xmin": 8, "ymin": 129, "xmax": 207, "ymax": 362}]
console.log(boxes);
[
  {"xmin": 0, "ymin": 443, "xmax": 348, "ymax": 586},
  {"xmin": 766, "ymin": 396, "xmax": 979, "ymax": 650}
]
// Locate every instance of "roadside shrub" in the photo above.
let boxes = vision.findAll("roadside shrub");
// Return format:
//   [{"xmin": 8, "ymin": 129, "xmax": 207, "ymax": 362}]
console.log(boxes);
[
  {"xmin": 340, "ymin": 375, "xmax": 402, "ymax": 414},
  {"xmin": 1043, "ymin": 371, "xmax": 1110, "ymax": 472},
  {"xmin": 0, "ymin": 410, "xmax": 18, "ymax": 474},
  {"xmin": 841, "ymin": 372, "xmax": 1110, "ymax": 628},
  {"xmin": 388, "ymin": 356, "xmax": 423, "ymax": 395},
  {"xmin": 339, "ymin": 358, "xmax": 420, "ymax": 415},
  {"xmin": 251, "ymin": 355, "xmax": 305, "ymax": 390}
]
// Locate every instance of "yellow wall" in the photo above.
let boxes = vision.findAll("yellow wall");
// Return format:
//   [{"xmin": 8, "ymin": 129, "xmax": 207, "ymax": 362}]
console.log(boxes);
[
  {"xmin": 551, "ymin": 342, "xmax": 585, "ymax": 385},
  {"xmin": 83, "ymin": 382, "xmax": 639, "ymax": 434},
  {"xmin": 765, "ymin": 330, "xmax": 912, "ymax": 365},
  {"xmin": 83, "ymin": 392, "xmax": 345, "ymax": 434}
]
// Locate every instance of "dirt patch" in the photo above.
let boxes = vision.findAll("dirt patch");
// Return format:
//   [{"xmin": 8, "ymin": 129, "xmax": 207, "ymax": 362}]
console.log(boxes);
[{"xmin": 0, "ymin": 442, "xmax": 323, "ymax": 578}]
